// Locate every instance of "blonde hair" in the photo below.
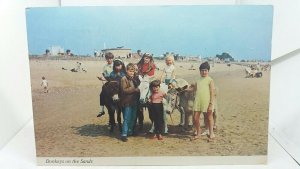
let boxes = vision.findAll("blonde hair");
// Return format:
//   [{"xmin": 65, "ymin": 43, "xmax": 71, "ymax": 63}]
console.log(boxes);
[{"xmin": 165, "ymin": 55, "xmax": 175, "ymax": 65}]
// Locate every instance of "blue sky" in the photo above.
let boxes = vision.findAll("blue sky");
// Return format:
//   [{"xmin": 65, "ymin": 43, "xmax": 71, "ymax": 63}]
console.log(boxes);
[{"xmin": 26, "ymin": 6, "xmax": 273, "ymax": 60}]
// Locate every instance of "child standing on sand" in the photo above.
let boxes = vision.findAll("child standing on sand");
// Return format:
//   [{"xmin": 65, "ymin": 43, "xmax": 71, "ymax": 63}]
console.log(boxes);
[
  {"xmin": 192, "ymin": 62, "xmax": 215, "ymax": 140},
  {"xmin": 148, "ymin": 80, "xmax": 166, "ymax": 140},
  {"xmin": 160, "ymin": 55, "xmax": 176, "ymax": 85},
  {"xmin": 97, "ymin": 52, "xmax": 114, "ymax": 117},
  {"xmin": 120, "ymin": 63, "xmax": 140, "ymax": 142},
  {"xmin": 41, "ymin": 76, "xmax": 48, "ymax": 93},
  {"xmin": 201, "ymin": 87, "xmax": 218, "ymax": 136}
]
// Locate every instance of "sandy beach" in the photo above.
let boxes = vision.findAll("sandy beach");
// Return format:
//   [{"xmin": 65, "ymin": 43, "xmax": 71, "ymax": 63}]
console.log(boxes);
[{"xmin": 30, "ymin": 58, "xmax": 270, "ymax": 157}]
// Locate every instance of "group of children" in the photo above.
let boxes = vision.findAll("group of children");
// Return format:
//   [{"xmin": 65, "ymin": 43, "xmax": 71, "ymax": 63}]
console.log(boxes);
[{"xmin": 97, "ymin": 52, "xmax": 216, "ymax": 142}]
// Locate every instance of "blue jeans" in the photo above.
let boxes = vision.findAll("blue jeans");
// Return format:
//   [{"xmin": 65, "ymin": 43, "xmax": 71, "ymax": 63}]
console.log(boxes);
[{"xmin": 121, "ymin": 105, "xmax": 137, "ymax": 136}]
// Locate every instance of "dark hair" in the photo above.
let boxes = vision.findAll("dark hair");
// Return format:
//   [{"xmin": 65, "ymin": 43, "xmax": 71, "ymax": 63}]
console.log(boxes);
[
  {"xmin": 149, "ymin": 80, "xmax": 160, "ymax": 89},
  {"xmin": 137, "ymin": 53, "xmax": 154, "ymax": 66},
  {"xmin": 105, "ymin": 52, "xmax": 114, "ymax": 59},
  {"xmin": 113, "ymin": 59, "xmax": 126, "ymax": 72},
  {"xmin": 199, "ymin": 61, "xmax": 210, "ymax": 71}
]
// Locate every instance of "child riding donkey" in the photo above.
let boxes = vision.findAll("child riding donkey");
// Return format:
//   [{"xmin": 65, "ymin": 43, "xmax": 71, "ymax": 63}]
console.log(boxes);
[{"xmin": 97, "ymin": 53, "xmax": 126, "ymax": 132}]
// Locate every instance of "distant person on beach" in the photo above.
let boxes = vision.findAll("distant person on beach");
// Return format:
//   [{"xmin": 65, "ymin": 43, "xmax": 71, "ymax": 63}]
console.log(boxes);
[
  {"xmin": 137, "ymin": 53, "xmax": 156, "ymax": 81},
  {"xmin": 41, "ymin": 76, "xmax": 48, "ymax": 93},
  {"xmin": 160, "ymin": 55, "xmax": 176, "ymax": 85},
  {"xmin": 148, "ymin": 80, "xmax": 166, "ymax": 140},
  {"xmin": 192, "ymin": 61, "xmax": 215, "ymax": 141},
  {"xmin": 96, "ymin": 52, "xmax": 114, "ymax": 117},
  {"xmin": 75, "ymin": 62, "xmax": 81, "ymax": 72},
  {"xmin": 119, "ymin": 63, "xmax": 140, "ymax": 142}
]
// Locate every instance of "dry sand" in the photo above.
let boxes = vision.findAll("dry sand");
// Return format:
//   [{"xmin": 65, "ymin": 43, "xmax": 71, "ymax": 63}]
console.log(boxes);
[{"xmin": 30, "ymin": 59, "xmax": 269, "ymax": 157}]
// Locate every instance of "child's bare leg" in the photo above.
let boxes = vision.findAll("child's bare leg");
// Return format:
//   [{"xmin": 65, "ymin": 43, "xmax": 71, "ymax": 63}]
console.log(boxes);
[
  {"xmin": 193, "ymin": 111, "xmax": 201, "ymax": 136},
  {"xmin": 207, "ymin": 111, "xmax": 215, "ymax": 139},
  {"xmin": 202, "ymin": 113, "xmax": 209, "ymax": 135},
  {"xmin": 213, "ymin": 110, "xmax": 217, "ymax": 129}
]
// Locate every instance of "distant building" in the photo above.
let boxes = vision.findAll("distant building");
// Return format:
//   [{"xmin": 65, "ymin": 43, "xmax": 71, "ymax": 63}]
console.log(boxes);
[
  {"xmin": 49, "ymin": 45, "xmax": 64, "ymax": 56},
  {"xmin": 101, "ymin": 47, "xmax": 131, "ymax": 59},
  {"xmin": 180, "ymin": 56, "xmax": 201, "ymax": 62}
]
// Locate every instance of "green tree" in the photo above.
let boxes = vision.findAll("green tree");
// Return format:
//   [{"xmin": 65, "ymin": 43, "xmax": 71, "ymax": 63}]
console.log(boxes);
[{"xmin": 216, "ymin": 52, "xmax": 234, "ymax": 61}]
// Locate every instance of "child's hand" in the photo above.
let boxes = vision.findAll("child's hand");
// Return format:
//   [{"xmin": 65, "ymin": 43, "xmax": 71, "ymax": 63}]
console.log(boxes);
[
  {"xmin": 97, "ymin": 76, "xmax": 105, "ymax": 81},
  {"xmin": 207, "ymin": 104, "xmax": 213, "ymax": 113}
]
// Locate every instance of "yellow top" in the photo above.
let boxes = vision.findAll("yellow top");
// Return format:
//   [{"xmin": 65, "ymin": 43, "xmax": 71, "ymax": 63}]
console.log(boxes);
[{"xmin": 193, "ymin": 76, "xmax": 213, "ymax": 112}]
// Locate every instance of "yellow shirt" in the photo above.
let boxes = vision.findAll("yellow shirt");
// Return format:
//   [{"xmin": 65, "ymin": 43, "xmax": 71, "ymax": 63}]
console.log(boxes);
[{"xmin": 193, "ymin": 76, "xmax": 213, "ymax": 112}]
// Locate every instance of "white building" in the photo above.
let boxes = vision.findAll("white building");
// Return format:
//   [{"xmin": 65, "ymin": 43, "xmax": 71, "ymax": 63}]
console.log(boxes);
[
  {"xmin": 49, "ymin": 45, "xmax": 64, "ymax": 56},
  {"xmin": 101, "ymin": 47, "xmax": 131, "ymax": 59}
]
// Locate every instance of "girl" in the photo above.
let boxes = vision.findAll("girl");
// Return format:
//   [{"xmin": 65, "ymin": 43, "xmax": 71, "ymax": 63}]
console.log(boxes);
[
  {"xmin": 160, "ymin": 55, "xmax": 176, "ymax": 85},
  {"xmin": 136, "ymin": 53, "xmax": 156, "ymax": 131},
  {"xmin": 148, "ymin": 80, "xmax": 166, "ymax": 140},
  {"xmin": 192, "ymin": 62, "xmax": 215, "ymax": 140},
  {"xmin": 109, "ymin": 58, "xmax": 126, "ymax": 81},
  {"xmin": 137, "ymin": 53, "xmax": 156, "ymax": 81}
]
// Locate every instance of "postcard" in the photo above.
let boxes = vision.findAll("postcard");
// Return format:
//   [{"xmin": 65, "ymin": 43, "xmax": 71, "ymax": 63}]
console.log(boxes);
[{"xmin": 26, "ymin": 5, "xmax": 273, "ymax": 165}]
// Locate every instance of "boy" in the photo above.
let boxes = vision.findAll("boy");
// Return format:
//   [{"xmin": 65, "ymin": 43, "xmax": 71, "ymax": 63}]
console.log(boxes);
[
  {"xmin": 119, "ymin": 63, "xmax": 140, "ymax": 142},
  {"xmin": 97, "ymin": 52, "xmax": 114, "ymax": 117}
]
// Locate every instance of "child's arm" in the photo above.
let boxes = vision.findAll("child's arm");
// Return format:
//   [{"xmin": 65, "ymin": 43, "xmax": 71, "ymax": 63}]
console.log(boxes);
[
  {"xmin": 208, "ymin": 80, "xmax": 215, "ymax": 113},
  {"xmin": 121, "ymin": 78, "xmax": 139, "ymax": 94}
]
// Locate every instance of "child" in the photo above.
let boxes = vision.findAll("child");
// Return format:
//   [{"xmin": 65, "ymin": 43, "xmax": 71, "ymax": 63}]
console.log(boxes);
[
  {"xmin": 133, "ymin": 64, "xmax": 144, "ymax": 131},
  {"xmin": 137, "ymin": 53, "xmax": 156, "ymax": 81},
  {"xmin": 192, "ymin": 62, "xmax": 215, "ymax": 140},
  {"xmin": 97, "ymin": 52, "xmax": 114, "ymax": 117},
  {"xmin": 120, "ymin": 63, "xmax": 140, "ymax": 142},
  {"xmin": 109, "ymin": 59, "xmax": 126, "ymax": 82},
  {"xmin": 160, "ymin": 55, "xmax": 176, "ymax": 85},
  {"xmin": 136, "ymin": 53, "xmax": 156, "ymax": 130},
  {"xmin": 201, "ymin": 87, "xmax": 218, "ymax": 136},
  {"xmin": 148, "ymin": 80, "xmax": 166, "ymax": 140},
  {"xmin": 41, "ymin": 76, "xmax": 48, "ymax": 93}
]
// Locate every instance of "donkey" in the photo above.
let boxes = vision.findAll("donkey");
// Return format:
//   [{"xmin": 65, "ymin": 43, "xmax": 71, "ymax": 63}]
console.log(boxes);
[{"xmin": 100, "ymin": 77, "xmax": 122, "ymax": 133}]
